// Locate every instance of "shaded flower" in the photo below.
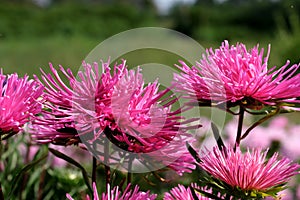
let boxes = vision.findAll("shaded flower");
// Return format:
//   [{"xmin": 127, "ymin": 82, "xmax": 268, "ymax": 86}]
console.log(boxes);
[
  {"xmin": 32, "ymin": 60, "xmax": 198, "ymax": 175},
  {"xmin": 0, "ymin": 70, "xmax": 43, "ymax": 139},
  {"xmin": 66, "ymin": 183, "xmax": 157, "ymax": 200},
  {"xmin": 174, "ymin": 40, "xmax": 300, "ymax": 110},
  {"xmin": 199, "ymin": 145, "xmax": 300, "ymax": 197},
  {"xmin": 98, "ymin": 66, "xmax": 198, "ymax": 175}
]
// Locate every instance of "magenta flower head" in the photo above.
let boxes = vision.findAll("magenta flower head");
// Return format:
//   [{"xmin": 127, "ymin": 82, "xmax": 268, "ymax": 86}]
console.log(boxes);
[
  {"xmin": 0, "ymin": 70, "xmax": 43, "ymax": 139},
  {"xmin": 66, "ymin": 183, "xmax": 157, "ymax": 200},
  {"xmin": 174, "ymin": 40, "xmax": 300, "ymax": 111},
  {"xmin": 199, "ymin": 146, "xmax": 300, "ymax": 198},
  {"xmin": 31, "ymin": 60, "xmax": 125, "ymax": 145}
]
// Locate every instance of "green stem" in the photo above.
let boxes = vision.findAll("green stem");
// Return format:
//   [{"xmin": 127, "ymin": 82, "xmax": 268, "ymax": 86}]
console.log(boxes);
[
  {"xmin": 0, "ymin": 134, "xmax": 4, "ymax": 200},
  {"xmin": 92, "ymin": 156, "xmax": 97, "ymax": 185},
  {"xmin": 127, "ymin": 155, "xmax": 134, "ymax": 185},
  {"xmin": 241, "ymin": 106, "xmax": 280, "ymax": 140},
  {"xmin": 234, "ymin": 106, "xmax": 245, "ymax": 151},
  {"xmin": 0, "ymin": 183, "xmax": 3, "ymax": 200},
  {"xmin": 104, "ymin": 140, "xmax": 110, "ymax": 192}
]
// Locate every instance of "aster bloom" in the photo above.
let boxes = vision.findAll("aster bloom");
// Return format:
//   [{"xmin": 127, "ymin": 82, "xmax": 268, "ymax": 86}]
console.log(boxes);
[
  {"xmin": 66, "ymin": 183, "xmax": 157, "ymax": 200},
  {"xmin": 0, "ymin": 70, "xmax": 43, "ymax": 139},
  {"xmin": 174, "ymin": 40, "xmax": 300, "ymax": 111},
  {"xmin": 199, "ymin": 145, "xmax": 300, "ymax": 198},
  {"xmin": 31, "ymin": 60, "xmax": 126, "ymax": 145}
]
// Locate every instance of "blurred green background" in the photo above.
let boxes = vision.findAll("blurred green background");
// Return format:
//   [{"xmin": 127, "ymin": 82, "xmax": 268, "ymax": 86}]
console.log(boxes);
[{"xmin": 0, "ymin": 0, "xmax": 300, "ymax": 76}]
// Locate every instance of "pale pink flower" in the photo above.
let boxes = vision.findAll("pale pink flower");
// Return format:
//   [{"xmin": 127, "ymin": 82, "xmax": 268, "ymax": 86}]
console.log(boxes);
[
  {"xmin": 199, "ymin": 146, "xmax": 300, "ymax": 193},
  {"xmin": 265, "ymin": 189, "xmax": 293, "ymax": 200},
  {"xmin": 281, "ymin": 125, "xmax": 300, "ymax": 160},
  {"xmin": 66, "ymin": 183, "xmax": 157, "ymax": 200},
  {"xmin": 0, "ymin": 71, "xmax": 43, "ymax": 138},
  {"xmin": 174, "ymin": 40, "xmax": 300, "ymax": 110},
  {"xmin": 225, "ymin": 115, "xmax": 300, "ymax": 160},
  {"xmin": 224, "ymin": 116, "xmax": 287, "ymax": 149}
]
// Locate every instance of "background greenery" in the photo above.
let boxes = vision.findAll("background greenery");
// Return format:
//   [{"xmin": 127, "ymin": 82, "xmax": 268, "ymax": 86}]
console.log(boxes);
[{"xmin": 1, "ymin": 0, "xmax": 300, "ymax": 75}]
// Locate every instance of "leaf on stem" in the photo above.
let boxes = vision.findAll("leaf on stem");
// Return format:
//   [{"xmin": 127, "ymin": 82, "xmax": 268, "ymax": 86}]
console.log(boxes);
[{"xmin": 48, "ymin": 148, "xmax": 92, "ymax": 194}]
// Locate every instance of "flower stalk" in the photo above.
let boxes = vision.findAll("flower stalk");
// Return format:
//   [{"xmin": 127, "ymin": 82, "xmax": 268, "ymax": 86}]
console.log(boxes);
[{"xmin": 235, "ymin": 106, "xmax": 245, "ymax": 150}]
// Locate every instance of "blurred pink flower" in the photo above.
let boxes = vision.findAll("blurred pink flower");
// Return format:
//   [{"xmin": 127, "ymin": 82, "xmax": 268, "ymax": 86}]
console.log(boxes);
[
  {"xmin": 264, "ymin": 189, "xmax": 293, "ymax": 200},
  {"xmin": 0, "ymin": 71, "xmax": 43, "ymax": 138},
  {"xmin": 66, "ymin": 183, "xmax": 157, "ymax": 200},
  {"xmin": 281, "ymin": 124, "xmax": 300, "ymax": 160},
  {"xmin": 174, "ymin": 40, "xmax": 300, "ymax": 110},
  {"xmin": 225, "ymin": 115, "xmax": 287, "ymax": 149},
  {"xmin": 225, "ymin": 115, "xmax": 300, "ymax": 160},
  {"xmin": 199, "ymin": 146, "xmax": 299, "ymax": 193}
]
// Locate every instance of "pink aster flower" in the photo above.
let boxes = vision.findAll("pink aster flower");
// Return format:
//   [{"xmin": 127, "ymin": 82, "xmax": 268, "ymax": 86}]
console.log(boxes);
[
  {"xmin": 199, "ymin": 146, "xmax": 300, "ymax": 195},
  {"xmin": 31, "ymin": 60, "xmax": 126, "ymax": 145},
  {"xmin": 0, "ymin": 70, "xmax": 43, "ymax": 139},
  {"xmin": 66, "ymin": 183, "xmax": 157, "ymax": 200},
  {"xmin": 174, "ymin": 40, "xmax": 300, "ymax": 110}
]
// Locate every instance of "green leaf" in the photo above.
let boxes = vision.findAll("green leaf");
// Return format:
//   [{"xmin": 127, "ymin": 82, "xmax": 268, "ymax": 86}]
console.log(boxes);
[
  {"xmin": 186, "ymin": 142, "xmax": 201, "ymax": 163},
  {"xmin": 211, "ymin": 122, "xmax": 225, "ymax": 150},
  {"xmin": 8, "ymin": 153, "xmax": 48, "ymax": 198},
  {"xmin": 48, "ymin": 147, "xmax": 92, "ymax": 194}
]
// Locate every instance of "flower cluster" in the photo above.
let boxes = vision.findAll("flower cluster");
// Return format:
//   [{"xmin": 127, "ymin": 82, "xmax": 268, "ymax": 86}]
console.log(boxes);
[
  {"xmin": 172, "ymin": 40, "xmax": 300, "ymax": 199},
  {"xmin": 1, "ymin": 40, "xmax": 300, "ymax": 200}
]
